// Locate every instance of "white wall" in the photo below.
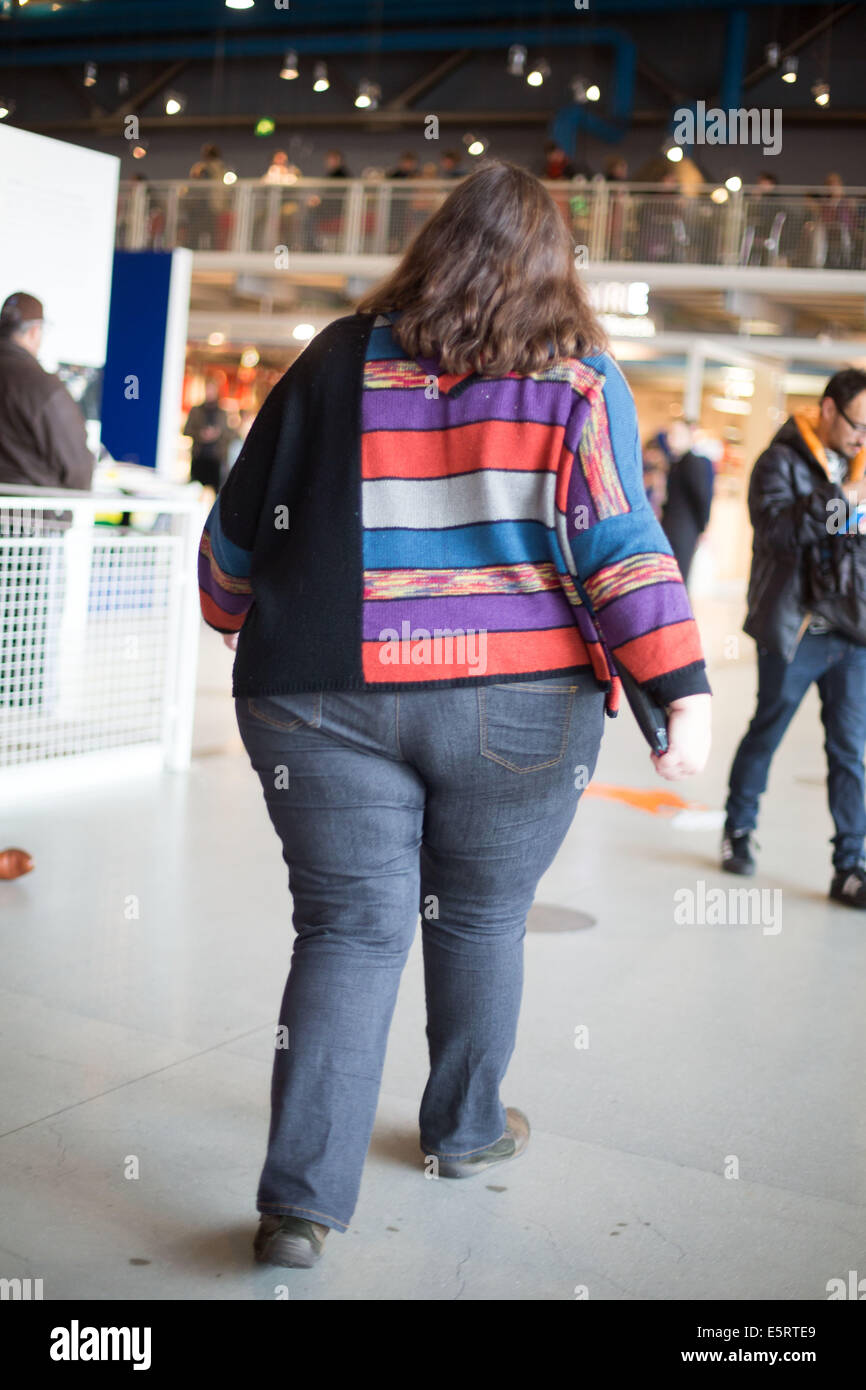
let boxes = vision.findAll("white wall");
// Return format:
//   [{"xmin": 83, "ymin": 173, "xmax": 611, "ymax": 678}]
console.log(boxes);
[{"xmin": 0, "ymin": 125, "xmax": 119, "ymax": 372}]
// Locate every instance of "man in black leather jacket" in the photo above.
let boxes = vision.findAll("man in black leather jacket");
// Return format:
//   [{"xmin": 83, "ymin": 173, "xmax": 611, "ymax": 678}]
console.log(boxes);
[{"xmin": 722, "ymin": 368, "xmax": 866, "ymax": 906}]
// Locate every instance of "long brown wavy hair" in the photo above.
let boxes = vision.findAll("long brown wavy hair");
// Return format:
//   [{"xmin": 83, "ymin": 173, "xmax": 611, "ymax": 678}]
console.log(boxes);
[{"xmin": 356, "ymin": 159, "xmax": 607, "ymax": 376}]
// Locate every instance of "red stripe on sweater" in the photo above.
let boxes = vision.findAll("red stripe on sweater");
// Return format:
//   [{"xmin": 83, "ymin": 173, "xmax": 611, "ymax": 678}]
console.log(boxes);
[{"xmin": 362, "ymin": 418, "xmax": 565, "ymax": 480}]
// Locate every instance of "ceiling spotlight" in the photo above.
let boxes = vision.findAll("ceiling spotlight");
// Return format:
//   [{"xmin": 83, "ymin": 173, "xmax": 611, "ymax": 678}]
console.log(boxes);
[
  {"xmin": 781, "ymin": 55, "xmax": 798, "ymax": 83},
  {"xmin": 725, "ymin": 174, "xmax": 742, "ymax": 192},
  {"xmin": 355, "ymin": 79, "xmax": 380, "ymax": 110},
  {"xmin": 570, "ymin": 76, "xmax": 587, "ymax": 104},
  {"xmin": 164, "ymin": 90, "xmax": 186, "ymax": 115},
  {"xmin": 507, "ymin": 45, "xmax": 527, "ymax": 77},
  {"xmin": 765, "ymin": 42, "xmax": 780, "ymax": 67},
  {"xmin": 0, "ymin": 97, "xmax": 15, "ymax": 120},
  {"xmin": 812, "ymin": 81, "xmax": 830, "ymax": 106},
  {"xmin": 462, "ymin": 131, "xmax": 487, "ymax": 156},
  {"xmin": 586, "ymin": 83, "xmax": 601, "ymax": 102},
  {"xmin": 279, "ymin": 50, "xmax": 298, "ymax": 80},
  {"xmin": 664, "ymin": 140, "xmax": 684, "ymax": 163},
  {"xmin": 312, "ymin": 62, "xmax": 329, "ymax": 93},
  {"xmin": 223, "ymin": 169, "xmax": 238, "ymax": 185},
  {"xmin": 83, "ymin": 61, "xmax": 97, "ymax": 87},
  {"xmin": 526, "ymin": 59, "xmax": 550, "ymax": 87}
]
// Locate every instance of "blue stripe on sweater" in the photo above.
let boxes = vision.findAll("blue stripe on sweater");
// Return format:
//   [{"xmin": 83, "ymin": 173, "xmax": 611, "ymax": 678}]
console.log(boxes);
[{"xmin": 363, "ymin": 519, "xmax": 555, "ymax": 569}]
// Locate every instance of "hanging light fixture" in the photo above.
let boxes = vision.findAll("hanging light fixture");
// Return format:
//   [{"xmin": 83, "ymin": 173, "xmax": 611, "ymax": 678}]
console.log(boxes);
[
  {"xmin": 663, "ymin": 138, "xmax": 684, "ymax": 163},
  {"xmin": 781, "ymin": 56, "xmax": 798, "ymax": 83},
  {"xmin": 570, "ymin": 76, "xmax": 588, "ymax": 104},
  {"xmin": 725, "ymin": 174, "xmax": 742, "ymax": 192},
  {"xmin": 164, "ymin": 90, "xmax": 186, "ymax": 115},
  {"xmin": 765, "ymin": 42, "xmax": 780, "ymax": 67},
  {"xmin": 507, "ymin": 45, "xmax": 527, "ymax": 77},
  {"xmin": 812, "ymin": 81, "xmax": 830, "ymax": 106},
  {"xmin": 312, "ymin": 62, "xmax": 329, "ymax": 93},
  {"xmin": 526, "ymin": 59, "xmax": 550, "ymax": 87},
  {"xmin": 586, "ymin": 83, "xmax": 601, "ymax": 102},
  {"xmin": 279, "ymin": 51, "xmax": 298, "ymax": 80},
  {"xmin": 355, "ymin": 79, "xmax": 380, "ymax": 110},
  {"xmin": 83, "ymin": 61, "xmax": 97, "ymax": 87},
  {"xmin": 0, "ymin": 97, "xmax": 15, "ymax": 119}
]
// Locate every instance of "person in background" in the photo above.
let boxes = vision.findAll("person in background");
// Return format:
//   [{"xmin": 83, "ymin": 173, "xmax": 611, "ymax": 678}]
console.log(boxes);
[
  {"xmin": 641, "ymin": 420, "xmax": 691, "ymax": 520},
  {"xmin": 189, "ymin": 144, "xmax": 231, "ymax": 250},
  {"xmin": 604, "ymin": 155, "xmax": 631, "ymax": 258},
  {"xmin": 722, "ymin": 368, "xmax": 866, "ymax": 905},
  {"xmin": 438, "ymin": 150, "xmax": 464, "ymax": 178},
  {"xmin": 541, "ymin": 141, "xmax": 576, "ymax": 180},
  {"xmin": 324, "ymin": 149, "xmax": 352, "ymax": 178},
  {"xmin": 387, "ymin": 151, "xmax": 420, "ymax": 179},
  {"xmin": 198, "ymin": 159, "xmax": 711, "ymax": 1270},
  {"xmin": 183, "ymin": 378, "xmax": 233, "ymax": 494},
  {"xmin": 661, "ymin": 422, "xmax": 717, "ymax": 585},
  {"xmin": 263, "ymin": 150, "xmax": 301, "ymax": 184},
  {"xmin": 0, "ymin": 292, "xmax": 94, "ymax": 490},
  {"xmin": 189, "ymin": 143, "xmax": 226, "ymax": 182}
]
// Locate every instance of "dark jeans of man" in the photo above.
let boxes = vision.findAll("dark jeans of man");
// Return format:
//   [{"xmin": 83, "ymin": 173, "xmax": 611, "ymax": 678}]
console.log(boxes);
[
  {"xmin": 235, "ymin": 675, "xmax": 606, "ymax": 1232},
  {"xmin": 726, "ymin": 630, "xmax": 866, "ymax": 869}
]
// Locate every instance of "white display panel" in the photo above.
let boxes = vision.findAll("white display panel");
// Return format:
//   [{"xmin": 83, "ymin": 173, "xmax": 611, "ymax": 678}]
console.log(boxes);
[{"xmin": 0, "ymin": 126, "xmax": 119, "ymax": 373}]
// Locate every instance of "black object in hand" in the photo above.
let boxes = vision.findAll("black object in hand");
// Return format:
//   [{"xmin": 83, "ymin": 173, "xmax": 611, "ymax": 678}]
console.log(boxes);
[{"xmin": 613, "ymin": 660, "xmax": 669, "ymax": 755}]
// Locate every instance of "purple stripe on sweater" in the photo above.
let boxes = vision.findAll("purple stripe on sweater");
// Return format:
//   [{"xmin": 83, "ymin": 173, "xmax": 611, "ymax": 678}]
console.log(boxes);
[
  {"xmin": 362, "ymin": 375, "xmax": 576, "ymax": 434},
  {"xmin": 198, "ymin": 553, "xmax": 252, "ymax": 615},
  {"xmin": 362, "ymin": 590, "xmax": 576, "ymax": 638},
  {"xmin": 591, "ymin": 581, "xmax": 692, "ymax": 647}
]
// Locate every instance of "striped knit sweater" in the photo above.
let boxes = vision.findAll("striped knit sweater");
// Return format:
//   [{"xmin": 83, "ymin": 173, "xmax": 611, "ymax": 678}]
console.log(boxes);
[{"xmin": 199, "ymin": 310, "xmax": 710, "ymax": 711}]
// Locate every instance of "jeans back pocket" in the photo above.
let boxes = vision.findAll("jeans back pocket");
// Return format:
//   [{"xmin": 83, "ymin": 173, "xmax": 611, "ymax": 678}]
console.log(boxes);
[
  {"xmin": 244, "ymin": 692, "xmax": 323, "ymax": 732},
  {"xmin": 478, "ymin": 680, "xmax": 577, "ymax": 773}
]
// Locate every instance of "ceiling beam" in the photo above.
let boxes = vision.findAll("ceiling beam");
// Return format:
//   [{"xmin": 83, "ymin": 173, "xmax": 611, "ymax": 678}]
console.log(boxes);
[
  {"xmin": 384, "ymin": 49, "xmax": 472, "ymax": 109},
  {"xmin": 743, "ymin": 2, "xmax": 858, "ymax": 89}
]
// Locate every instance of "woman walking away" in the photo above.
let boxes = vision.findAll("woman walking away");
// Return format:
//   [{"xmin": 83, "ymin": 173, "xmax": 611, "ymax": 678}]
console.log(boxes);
[{"xmin": 198, "ymin": 159, "xmax": 712, "ymax": 1270}]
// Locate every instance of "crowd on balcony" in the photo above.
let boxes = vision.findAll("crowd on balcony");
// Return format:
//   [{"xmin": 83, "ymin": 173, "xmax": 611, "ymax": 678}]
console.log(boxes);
[{"xmin": 118, "ymin": 139, "xmax": 866, "ymax": 269}]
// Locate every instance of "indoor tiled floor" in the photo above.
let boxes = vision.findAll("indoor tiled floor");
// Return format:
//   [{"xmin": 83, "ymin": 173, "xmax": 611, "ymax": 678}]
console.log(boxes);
[{"xmin": 2, "ymin": 595, "xmax": 865, "ymax": 1300}]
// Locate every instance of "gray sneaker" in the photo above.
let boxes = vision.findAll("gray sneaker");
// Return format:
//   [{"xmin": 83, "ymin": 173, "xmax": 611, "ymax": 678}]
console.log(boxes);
[
  {"xmin": 423, "ymin": 1107, "xmax": 530, "ymax": 1179},
  {"xmin": 254, "ymin": 1214, "xmax": 330, "ymax": 1268}
]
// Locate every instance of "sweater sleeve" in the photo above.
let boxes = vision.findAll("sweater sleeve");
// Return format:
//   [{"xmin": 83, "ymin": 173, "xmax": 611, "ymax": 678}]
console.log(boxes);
[
  {"xmin": 558, "ymin": 356, "xmax": 711, "ymax": 705},
  {"xmin": 198, "ymin": 363, "xmax": 299, "ymax": 633}
]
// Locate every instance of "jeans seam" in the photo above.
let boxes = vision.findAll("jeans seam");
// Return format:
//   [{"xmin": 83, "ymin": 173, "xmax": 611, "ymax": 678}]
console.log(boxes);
[
  {"xmin": 395, "ymin": 691, "xmax": 404, "ymax": 759},
  {"xmin": 246, "ymin": 693, "xmax": 323, "ymax": 731}
]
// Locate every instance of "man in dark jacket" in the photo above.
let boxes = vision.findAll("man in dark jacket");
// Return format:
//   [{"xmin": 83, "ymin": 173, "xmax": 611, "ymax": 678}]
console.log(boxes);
[
  {"xmin": 0, "ymin": 292, "xmax": 94, "ymax": 491},
  {"xmin": 722, "ymin": 368, "xmax": 866, "ymax": 906}
]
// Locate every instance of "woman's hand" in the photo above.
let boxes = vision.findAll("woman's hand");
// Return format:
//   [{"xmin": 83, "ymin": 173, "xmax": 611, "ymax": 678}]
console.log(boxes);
[
  {"xmin": 651, "ymin": 693, "xmax": 711, "ymax": 781},
  {"xmin": 222, "ymin": 632, "xmax": 239, "ymax": 651}
]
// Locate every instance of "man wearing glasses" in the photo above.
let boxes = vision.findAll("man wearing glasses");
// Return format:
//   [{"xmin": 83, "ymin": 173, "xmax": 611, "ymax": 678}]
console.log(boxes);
[{"xmin": 722, "ymin": 368, "xmax": 866, "ymax": 906}]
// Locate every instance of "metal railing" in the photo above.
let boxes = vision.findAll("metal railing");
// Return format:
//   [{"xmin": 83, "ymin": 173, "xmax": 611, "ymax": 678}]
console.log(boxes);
[
  {"xmin": 116, "ymin": 177, "xmax": 866, "ymax": 269},
  {"xmin": 0, "ymin": 490, "xmax": 207, "ymax": 783}
]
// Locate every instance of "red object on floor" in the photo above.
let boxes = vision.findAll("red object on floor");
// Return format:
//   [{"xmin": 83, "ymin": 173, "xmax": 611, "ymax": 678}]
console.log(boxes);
[{"xmin": 0, "ymin": 848, "xmax": 34, "ymax": 879}]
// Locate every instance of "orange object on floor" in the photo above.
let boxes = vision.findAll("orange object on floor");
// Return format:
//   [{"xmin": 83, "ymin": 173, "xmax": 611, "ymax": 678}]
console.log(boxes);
[
  {"xmin": 0, "ymin": 848, "xmax": 34, "ymax": 879},
  {"xmin": 584, "ymin": 783, "xmax": 703, "ymax": 816}
]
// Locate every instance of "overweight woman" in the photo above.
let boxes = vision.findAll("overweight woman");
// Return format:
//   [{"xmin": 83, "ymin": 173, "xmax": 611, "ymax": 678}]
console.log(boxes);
[{"xmin": 199, "ymin": 160, "xmax": 712, "ymax": 1269}]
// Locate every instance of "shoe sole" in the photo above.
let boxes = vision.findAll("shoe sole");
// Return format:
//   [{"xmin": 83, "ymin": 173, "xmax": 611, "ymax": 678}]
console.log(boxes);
[
  {"xmin": 254, "ymin": 1234, "xmax": 322, "ymax": 1269},
  {"xmin": 721, "ymin": 860, "xmax": 756, "ymax": 876},
  {"xmin": 426, "ymin": 1108, "xmax": 530, "ymax": 1180}
]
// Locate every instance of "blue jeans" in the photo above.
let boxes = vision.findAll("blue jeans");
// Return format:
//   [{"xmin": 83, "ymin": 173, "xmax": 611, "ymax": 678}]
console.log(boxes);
[
  {"xmin": 726, "ymin": 630, "xmax": 866, "ymax": 869},
  {"xmin": 235, "ymin": 675, "xmax": 606, "ymax": 1232}
]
